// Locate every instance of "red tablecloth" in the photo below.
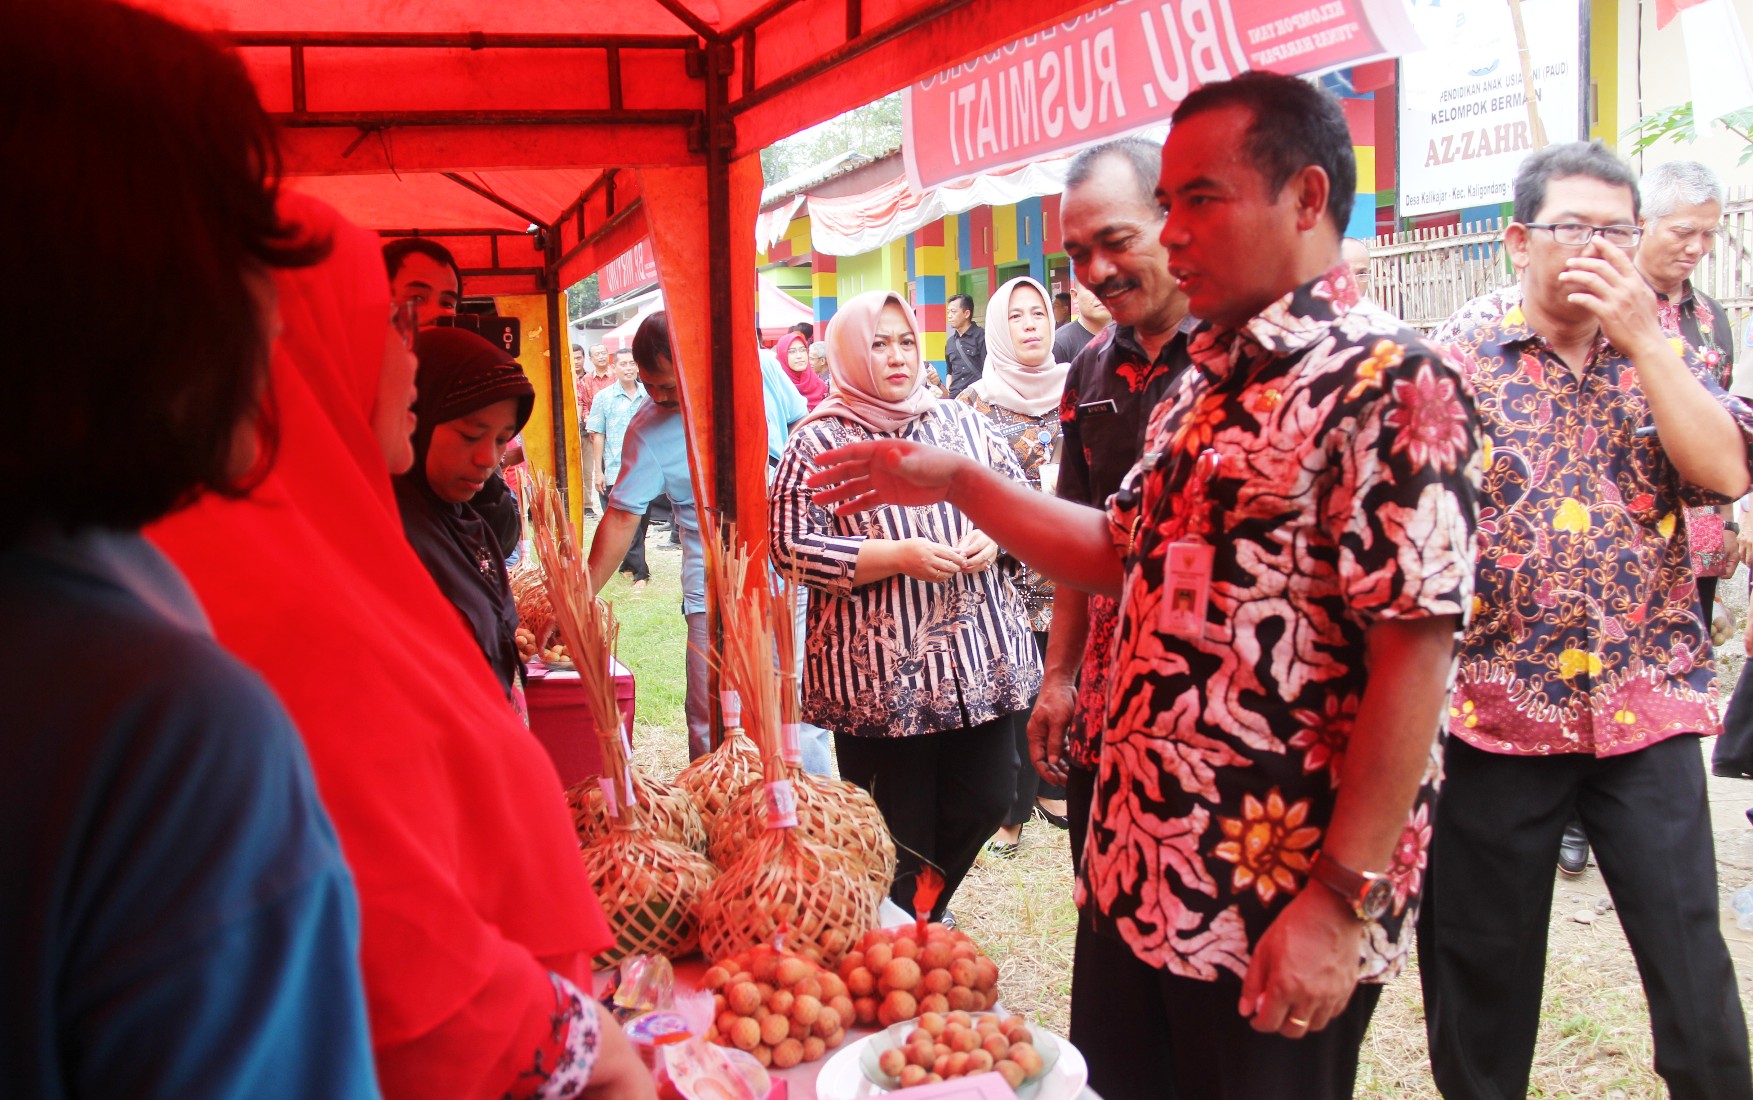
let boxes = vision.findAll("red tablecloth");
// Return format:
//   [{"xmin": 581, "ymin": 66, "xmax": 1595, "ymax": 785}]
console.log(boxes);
[{"xmin": 525, "ymin": 658, "xmax": 635, "ymax": 787}]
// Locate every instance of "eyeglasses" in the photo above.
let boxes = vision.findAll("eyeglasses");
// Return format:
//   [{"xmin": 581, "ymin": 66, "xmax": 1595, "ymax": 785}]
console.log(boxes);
[
  {"xmin": 391, "ymin": 298, "xmax": 420, "ymax": 349},
  {"xmin": 1524, "ymin": 222, "xmax": 1643, "ymax": 248}
]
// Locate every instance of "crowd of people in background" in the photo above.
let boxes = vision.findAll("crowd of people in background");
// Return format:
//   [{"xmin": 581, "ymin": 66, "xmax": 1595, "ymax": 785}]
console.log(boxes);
[{"xmin": 9, "ymin": 4, "xmax": 1753, "ymax": 1099}]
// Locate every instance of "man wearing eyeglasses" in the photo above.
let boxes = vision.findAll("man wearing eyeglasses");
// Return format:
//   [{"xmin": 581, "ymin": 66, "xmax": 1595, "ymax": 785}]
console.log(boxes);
[{"xmin": 1419, "ymin": 141, "xmax": 1753, "ymax": 1100}]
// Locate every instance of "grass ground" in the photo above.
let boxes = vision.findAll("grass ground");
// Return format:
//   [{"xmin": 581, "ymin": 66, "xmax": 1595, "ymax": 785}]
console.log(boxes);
[{"xmin": 595, "ymin": 515, "xmax": 1753, "ymax": 1097}]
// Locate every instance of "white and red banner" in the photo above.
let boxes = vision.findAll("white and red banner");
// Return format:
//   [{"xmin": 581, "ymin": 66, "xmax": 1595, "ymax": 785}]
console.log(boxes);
[
  {"xmin": 1667, "ymin": 0, "xmax": 1753, "ymax": 126},
  {"xmin": 902, "ymin": 0, "xmax": 1422, "ymax": 190},
  {"xmin": 600, "ymin": 239, "xmax": 659, "ymax": 300}
]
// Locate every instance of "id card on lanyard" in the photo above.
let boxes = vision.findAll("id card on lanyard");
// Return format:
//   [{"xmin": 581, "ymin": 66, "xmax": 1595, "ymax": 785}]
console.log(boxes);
[{"xmin": 1159, "ymin": 448, "xmax": 1223, "ymax": 640}]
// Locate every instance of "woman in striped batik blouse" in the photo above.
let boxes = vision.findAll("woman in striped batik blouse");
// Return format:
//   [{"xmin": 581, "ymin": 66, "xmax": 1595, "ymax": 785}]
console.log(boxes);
[{"xmin": 769, "ymin": 290, "xmax": 1042, "ymax": 923}]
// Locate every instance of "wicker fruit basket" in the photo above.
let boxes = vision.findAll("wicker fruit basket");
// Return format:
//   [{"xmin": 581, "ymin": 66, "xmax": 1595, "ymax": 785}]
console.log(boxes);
[
  {"xmin": 567, "ymin": 768, "xmax": 707, "ymax": 854},
  {"xmin": 693, "ymin": 528, "xmax": 879, "ymax": 968},
  {"xmin": 579, "ymin": 819, "xmax": 718, "ymax": 967},
  {"xmin": 674, "ymin": 694, "xmax": 762, "ymax": 825},
  {"xmin": 528, "ymin": 472, "xmax": 717, "ymax": 965},
  {"xmin": 708, "ymin": 760, "xmax": 895, "ymax": 892}
]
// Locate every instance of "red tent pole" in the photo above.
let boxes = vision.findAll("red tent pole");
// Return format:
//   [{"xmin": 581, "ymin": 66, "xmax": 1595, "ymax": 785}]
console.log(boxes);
[
  {"xmin": 704, "ymin": 43, "xmax": 737, "ymax": 525},
  {"xmin": 543, "ymin": 230, "xmax": 572, "ymax": 511}
]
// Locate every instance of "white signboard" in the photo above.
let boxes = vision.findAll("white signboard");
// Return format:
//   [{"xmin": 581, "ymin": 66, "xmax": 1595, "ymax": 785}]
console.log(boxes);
[{"xmin": 1396, "ymin": 0, "xmax": 1583, "ymax": 217}]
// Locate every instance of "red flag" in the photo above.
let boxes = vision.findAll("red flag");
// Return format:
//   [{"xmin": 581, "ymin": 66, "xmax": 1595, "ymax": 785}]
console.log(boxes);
[{"xmin": 1656, "ymin": 0, "xmax": 1709, "ymax": 31}]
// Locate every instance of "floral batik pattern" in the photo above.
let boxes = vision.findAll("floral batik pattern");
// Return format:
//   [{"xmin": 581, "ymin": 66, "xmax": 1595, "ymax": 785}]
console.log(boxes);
[
  {"xmin": 1438, "ymin": 286, "xmax": 1753, "ymax": 757},
  {"xmin": 505, "ymin": 973, "xmax": 599, "ymax": 1099},
  {"xmin": 1081, "ymin": 266, "xmax": 1480, "ymax": 984},
  {"xmin": 1655, "ymin": 285, "xmax": 1739, "ymax": 579}
]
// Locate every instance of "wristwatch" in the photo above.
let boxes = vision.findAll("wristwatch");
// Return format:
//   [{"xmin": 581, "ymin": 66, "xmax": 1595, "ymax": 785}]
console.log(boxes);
[
  {"xmin": 1309, "ymin": 851, "xmax": 1393, "ymax": 921},
  {"xmin": 1725, "ymin": 521, "xmax": 1741, "ymax": 534}
]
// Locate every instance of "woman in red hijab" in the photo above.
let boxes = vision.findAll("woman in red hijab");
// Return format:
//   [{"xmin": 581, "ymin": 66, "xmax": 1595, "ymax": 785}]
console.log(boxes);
[
  {"xmin": 775, "ymin": 331, "xmax": 827, "ymax": 409},
  {"xmin": 149, "ymin": 193, "xmax": 652, "ymax": 1100}
]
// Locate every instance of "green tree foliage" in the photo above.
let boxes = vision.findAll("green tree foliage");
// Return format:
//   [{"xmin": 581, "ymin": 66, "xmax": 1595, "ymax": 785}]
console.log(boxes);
[
  {"xmin": 1624, "ymin": 102, "xmax": 1753, "ymax": 166},
  {"xmin": 760, "ymin": 93, "xmax": 904, "ymax": 186},
  {"xmin": 566, "ymin": 273, "xmax": 600, "ymax": 321}
]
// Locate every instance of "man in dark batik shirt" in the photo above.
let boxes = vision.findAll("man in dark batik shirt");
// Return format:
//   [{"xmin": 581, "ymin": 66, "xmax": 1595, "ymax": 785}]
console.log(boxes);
[
  {"xmin": 1039, "ymin": 138, "xmax": 1195, "ymax": 871},
  {"xmin": 807, "ymin": 72, "xmax": 1479, "ymax": 1100},
  {"xmin": 1035, "ymin": 136, "xmax": 1196, "ymax": 1097}
]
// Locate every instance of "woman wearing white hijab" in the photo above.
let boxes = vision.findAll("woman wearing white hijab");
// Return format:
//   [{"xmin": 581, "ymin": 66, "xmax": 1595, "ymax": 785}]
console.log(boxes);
[
  {"xmin": 958, "ymin": 276, "xmax": 1072, "ymax": 855},
  {"xmin": 770, "ymin": 290, "xmax": 1042, "ymax": 923}
]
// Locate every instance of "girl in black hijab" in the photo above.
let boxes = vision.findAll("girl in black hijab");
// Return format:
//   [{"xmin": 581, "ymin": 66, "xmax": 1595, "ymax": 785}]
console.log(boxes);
[{"xmin": 396, "ymin": 328, "xmax": 536, "ymax": 702}]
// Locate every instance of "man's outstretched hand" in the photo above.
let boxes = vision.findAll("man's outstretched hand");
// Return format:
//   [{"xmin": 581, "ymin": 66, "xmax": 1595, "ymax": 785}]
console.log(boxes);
[{"xmin": 806, "ymin": 440, "xmax": 969, "ymax": 514}]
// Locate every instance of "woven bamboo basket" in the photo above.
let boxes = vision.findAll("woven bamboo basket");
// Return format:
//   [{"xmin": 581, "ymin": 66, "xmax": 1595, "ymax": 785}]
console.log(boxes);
[
  {"xmin": 696, "ymin": 823, "xmax": 880, "ymax": 968},
  {"xmin": 527, "ymin": 472, "xmax": 717, "ymax": 964},
  {"xmin": 579, "ymin": 822, "xmax": 718, "ymax": 967},
  {"xmin": 673, "ymin": 703, "xmax": 762, "ymax": 824},
  {"xmin": 566, "ymin": 768, "xmax": 707, "ymax": 853},
  {"xmin": 708, "ymin": 764, "xmax": 895, "ymax": 892},
  {"xmin": 692, "ymin": 526, "xmax": 880, "ymax": 968}
]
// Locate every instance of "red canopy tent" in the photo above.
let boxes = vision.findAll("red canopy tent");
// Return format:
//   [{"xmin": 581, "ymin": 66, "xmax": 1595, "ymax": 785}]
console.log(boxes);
[
  {"xmin": 139, "ymin": 0, "xmax": 1104, "ymax": 552},
  {"xmin": 143, "ymin": 0, "xmax": 1419, "ymax": 737}
]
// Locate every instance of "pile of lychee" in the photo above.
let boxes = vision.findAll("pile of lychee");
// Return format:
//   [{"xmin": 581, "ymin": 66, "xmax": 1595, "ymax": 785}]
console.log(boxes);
[
  {"xmin": 701, "ymin": 944, "xmax": 853, "ymax": 1069},
  {"xmin": 837, "ymin": 922, "xmax": 1000, "ymax": 1027},
  {"xmin": 875, "ymin": 1011, "xmax": 1046, "ymax": 1090}
]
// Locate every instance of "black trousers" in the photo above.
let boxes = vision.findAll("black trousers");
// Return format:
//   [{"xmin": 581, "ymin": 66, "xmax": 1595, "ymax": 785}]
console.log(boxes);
[
  {"xmin": 1065, "ymin": 761, "xmax": 1096, "ymax": 878},
  {"xmin": 1071, "ymin": 926, "xmax": 1380, "ymax": 1100},
  {"xmin": 1419, "ymin": 735, "xmax": 1751, "ymax": 1100},
  {"xmin": 1716, "ymin": 667, "xmax": 1753, "ymax": 775},
  {"xmin": 1004, "ymin": 632, "xmax": 1065, "ymax": 827},
  {"xmin": 1700, "ymin": 574, "xmax": 1720, "ymax": 628},
  {"xmin": 835, "ymin": 717, "xmax": 1014, "ymax": 920}
]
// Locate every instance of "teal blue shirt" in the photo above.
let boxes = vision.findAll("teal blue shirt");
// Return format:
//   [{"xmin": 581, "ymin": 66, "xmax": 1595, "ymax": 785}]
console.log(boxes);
[
  {"xmin": 759, "ymin": 348, "xmax": 806, "ymax": 463},
  {"xmin": 608, "ymin": 403, "xmax": 705, "ymax": 614},
  {"xmin": 584, "ymin": 381, "xmax": 646, "ymax": 483}
]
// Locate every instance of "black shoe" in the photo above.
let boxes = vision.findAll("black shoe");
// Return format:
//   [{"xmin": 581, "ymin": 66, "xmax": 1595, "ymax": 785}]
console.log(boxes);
[
  {"xmin": 1558, "ymin": 821, "xmax": 1590, "ymax": 875},
  {"xmin": 1034, "ymin": 802, "xmax": 1071, "ymax": 830},
  {"xmin": 1714, "ymin": 763, "xmax": 1753, "ymax": 779}
]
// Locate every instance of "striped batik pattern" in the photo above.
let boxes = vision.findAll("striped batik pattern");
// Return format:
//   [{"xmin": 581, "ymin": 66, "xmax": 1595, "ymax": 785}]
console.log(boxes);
[{"xmin": 768, "ymin": 402, "xmax": 1042, "ymax": 739}]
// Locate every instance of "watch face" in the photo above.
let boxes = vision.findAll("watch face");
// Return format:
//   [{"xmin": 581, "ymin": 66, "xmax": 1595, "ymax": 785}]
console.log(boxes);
[{"xmin": 1361, "ymin": 878, "xmax": 1394, "ymax": 920}]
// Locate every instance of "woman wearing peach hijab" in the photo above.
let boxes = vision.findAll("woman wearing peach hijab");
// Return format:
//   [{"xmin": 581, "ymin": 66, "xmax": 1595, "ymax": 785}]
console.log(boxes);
[
  {"xmin": 770, "ymin": 290, "xmax": 1042, "ymax": 922},
  {"xmin": 959, "ymin": 276, "xmax": 1072, "ymax": 854},
  {"xmin": 149, "ymin": 194, "xmax": 652, "ymax": 1100}
]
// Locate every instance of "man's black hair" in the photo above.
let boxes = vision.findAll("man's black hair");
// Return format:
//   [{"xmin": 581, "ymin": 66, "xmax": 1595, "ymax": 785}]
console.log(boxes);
[
  {"xmin": 382, "ymin": 237, "xmax": 464, "ymax": 297},
  {"xmin": 948, "ymin": 293, "xmax": 975, "ymax": 313},
  {"xmin": 788, "ymin": 321, "xmax": 815, "ymax": 341},
  {"xmin": 630, "ymin": 312, "xmax": 671, "ymax": 372},
  {"xmin": 1053, "ymin": 292, "xmax": 1072, "ymax": 306},
  {"xmin": 1512, "ymin": 141, "xmax": 1640, "ymax": 224},
  {"xmin": 1172, "ymin": 71, "xmax": 1357, "ymax": 232}
]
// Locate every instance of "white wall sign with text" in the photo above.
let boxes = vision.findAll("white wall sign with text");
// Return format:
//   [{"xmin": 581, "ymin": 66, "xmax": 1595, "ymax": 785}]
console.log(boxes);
[{"xmin": 1396, "ymin": 0, "xmax": 1584, "ymax": 217}]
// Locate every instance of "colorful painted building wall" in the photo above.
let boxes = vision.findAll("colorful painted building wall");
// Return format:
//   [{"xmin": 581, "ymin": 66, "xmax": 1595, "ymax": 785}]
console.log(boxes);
[{"xmin": 757, "ymin": 53, "xmax": 1611, "ymax": 365}]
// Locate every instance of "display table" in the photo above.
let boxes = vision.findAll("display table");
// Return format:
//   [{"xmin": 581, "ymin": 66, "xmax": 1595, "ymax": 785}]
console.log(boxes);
[{"xmin": 525, "ymin": 658, "xmax": 635, "ymax": 787}]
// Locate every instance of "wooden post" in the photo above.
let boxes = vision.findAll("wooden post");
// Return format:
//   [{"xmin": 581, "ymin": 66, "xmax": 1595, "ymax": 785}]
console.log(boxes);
[{"xmin": 1507, "ymin": 0, "xmax": 1550, "ymax": 149}]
